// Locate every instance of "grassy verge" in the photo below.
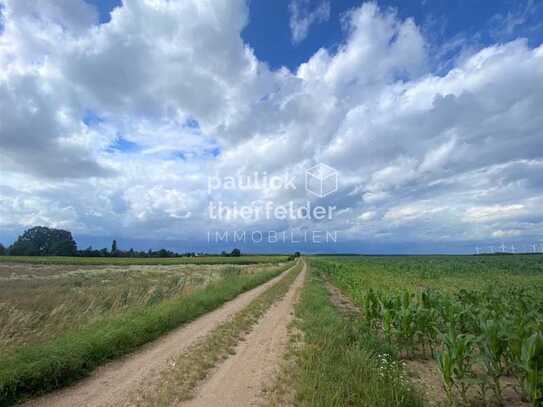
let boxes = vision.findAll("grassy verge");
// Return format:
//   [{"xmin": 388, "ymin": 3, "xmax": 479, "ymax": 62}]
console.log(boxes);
[
  {"xmin": 132, "ymin": 260, "xmax": 303, "ymax": 406},
  {"xmin": 0, "ymin": 263, "xmax": 294, "ymax": 406},
  {"xmin": 0, "ymin": 255, "xmax": 288, "ymax": 265},
  {"xmin": 289, "ymin": 261, "xmax": 423, "ymax": 407}
]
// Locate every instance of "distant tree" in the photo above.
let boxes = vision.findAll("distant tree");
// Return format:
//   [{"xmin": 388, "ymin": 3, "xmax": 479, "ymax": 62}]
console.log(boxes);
[
  {"xmin": 49, "ymin": 239, "xmax": 78, "ymax": 256},
  {"xmin": 0, "ymin": 243, "xmax": 5, "ymax": 256},
  {"xmin": 231, "ymin": 248, "xmax": 241, "ymax": 257},
  {"xmin": 79, "ymin": 246, "xmax": 95, "ymax": 257},
  {"xmin": 8, "ymin": 239, "xmax": 39, "ymax": 256},
  {"xmin": 9, "ymin": 226, "xmax": 77, "ymax": 256},
  {"xmin": 288, "ymin": 252, "xmax": 301, "ymax": 261},
  {"xmin": 111, "ymin": 240, "xmax": 118, "ymax": 256}
]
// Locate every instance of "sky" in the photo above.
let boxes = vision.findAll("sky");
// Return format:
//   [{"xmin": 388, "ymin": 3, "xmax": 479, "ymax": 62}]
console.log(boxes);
[{"xmin": 0, "ymin": 0, "xmax": 543, "ymax": 254}]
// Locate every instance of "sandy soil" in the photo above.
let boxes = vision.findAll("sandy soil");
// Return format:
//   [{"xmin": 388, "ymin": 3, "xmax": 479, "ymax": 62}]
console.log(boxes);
[
  {"xmin": 182, "ymin": 263, "xmax": 306, "ymax": 407},
  {"xmin": 22, "ymin": 268, "xmax": 294, "ymax": 407},
  {"xmin": 406, "ymin": 358, "xmax": 530, "ymax": 407},
  {"xmin": 325, "ymin": 281, "xmax": 360, "ymax": 316}
]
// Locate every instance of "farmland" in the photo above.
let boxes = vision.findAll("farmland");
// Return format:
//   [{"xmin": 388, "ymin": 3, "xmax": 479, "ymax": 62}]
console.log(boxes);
[
  {"xmin": 0, "ymin": 260, "xmax": 289, "ymax": 349},
  {"xmin": 310, "ymin": 255, "xmax": 543, "ymax": 406},
  {"xmin": 0, "ymin": 258, "xmax": 294, "ymax": 405},
  {"xmin": 2, "ymin": 255, "xmax": 542, "ymax": 407},
  {"xmin": 0, "ymin": 255, "xmax": 288, "ymax": 266}
]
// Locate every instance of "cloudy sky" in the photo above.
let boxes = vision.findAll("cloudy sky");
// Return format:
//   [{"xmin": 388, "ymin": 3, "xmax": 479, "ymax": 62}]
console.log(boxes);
[{"xmin": 0, "ymin": 0, "xmax": 542, "ymax": 254}]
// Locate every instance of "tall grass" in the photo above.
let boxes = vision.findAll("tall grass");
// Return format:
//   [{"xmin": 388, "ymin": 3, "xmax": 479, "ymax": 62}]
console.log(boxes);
[
  {"xmin": 0, "ymin": 263, "xmax": 287, "ymax": 349},
  {"xmin": 0, "ymin": 264, "xmax": 292, "ymax": 406},
  {"xmin": 293, "ymin": 262, "xmax": 423, "ymax": 407}
]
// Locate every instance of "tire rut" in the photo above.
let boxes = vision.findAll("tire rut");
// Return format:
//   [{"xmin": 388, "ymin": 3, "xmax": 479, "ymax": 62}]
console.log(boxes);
[{"xmin": 181, "ymin": 262, "xmax": 306, "ymax": 407}]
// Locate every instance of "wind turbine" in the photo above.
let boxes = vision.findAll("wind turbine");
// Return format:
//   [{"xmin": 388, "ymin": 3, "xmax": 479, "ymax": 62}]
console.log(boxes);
[
  {"xmin": 533, "ymin": 244, "xmax": 537, "ymax": 254},
  {"xmin": 511, "ymin": 244, "xmax": 516, "ymax": 254},
  {"xmin": 489, "ymin": 245, "xmax": 495, "ymax": 254},
  {"xmin": 501, "ymin": 243, "xmax": 506, "ymax": 253},
  {"xmin": 475, "ymin": 246, "xmax": 480, "ymax": 255}
]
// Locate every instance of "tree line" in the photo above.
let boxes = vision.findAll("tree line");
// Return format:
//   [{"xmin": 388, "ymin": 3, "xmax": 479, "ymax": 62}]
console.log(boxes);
[{"xmin": 0, "ymin": 226, "xmax": 242, "ymax": 258}]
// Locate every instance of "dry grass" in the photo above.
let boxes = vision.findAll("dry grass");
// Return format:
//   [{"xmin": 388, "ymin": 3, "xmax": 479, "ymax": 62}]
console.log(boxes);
[
  {"xmin": 0, "ymin": 255, "xmax": 288, "ymax": 266},
  {"xmin": 0, "ymin": 262, "xmax": 288, "ymax": 350},
  {"xmin": 0, "ymin": 263, "xmax": 293, "ymax": 405}
]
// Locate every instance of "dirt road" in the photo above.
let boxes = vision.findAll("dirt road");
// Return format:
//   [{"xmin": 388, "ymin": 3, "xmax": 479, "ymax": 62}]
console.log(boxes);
[
  {"xmin": 22, "ymin": 266, "xmax": 296, "ymax": 407},
  {"xmin": 182, "ymin": 262, "xmax": 306, "ymax": 407}
]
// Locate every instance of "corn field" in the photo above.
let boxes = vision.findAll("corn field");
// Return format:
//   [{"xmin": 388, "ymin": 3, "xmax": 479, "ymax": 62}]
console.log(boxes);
[{"xmin": 317, "ymin": 255, "xmax": 543, "ymax": 406}]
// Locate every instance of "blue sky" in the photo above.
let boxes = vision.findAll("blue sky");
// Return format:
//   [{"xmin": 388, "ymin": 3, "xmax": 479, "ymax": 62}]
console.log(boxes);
[
  {"xmin": 242, "ymin": 0, "xmax": 543, "ymax": 70},
  {"xmin": 1, "ymin": 0, "xmax": 543, "ymax": 254},
  {"xmin": 85, "ymin": 0, "xmax": 543, "ymax": 72}
]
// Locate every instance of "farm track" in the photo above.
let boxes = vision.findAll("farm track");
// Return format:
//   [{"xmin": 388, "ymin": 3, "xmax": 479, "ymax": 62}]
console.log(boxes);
[
  {"xmin": 182, "ymin": 261, "xmax": 306, "ymax": 407},
  {"xmin": 22, "ymin": 264, "xmax": 298, "ymax": 407}
]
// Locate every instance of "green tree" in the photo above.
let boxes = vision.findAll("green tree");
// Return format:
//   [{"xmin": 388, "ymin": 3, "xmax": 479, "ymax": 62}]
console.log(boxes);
[
  {"xmin": 0, "ymin": 243, "xmax": 5, "ymax": 256},
  {"xmin": 111, "ymin": 240, "xmax": 118, "ymax": 256},
  {"xmin": 9, "ymin": 226, "xmax": 77, "ymax": 256},
  {"xmin": 231, "ymin": 248, "xmax": 241, "ymax": 257},
  {"xmin": 49, "ymin": 240, "xmax": 78, "ymax": 256}
]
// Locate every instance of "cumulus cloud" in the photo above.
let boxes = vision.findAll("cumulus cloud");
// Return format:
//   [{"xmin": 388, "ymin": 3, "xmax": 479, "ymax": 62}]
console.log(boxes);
[{"xmin": 0, "ymin": 0, "xmax": 542, "ymax": 248}]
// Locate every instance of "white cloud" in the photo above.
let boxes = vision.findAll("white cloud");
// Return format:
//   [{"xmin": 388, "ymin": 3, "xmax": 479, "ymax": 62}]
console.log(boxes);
[
  {"xmin": 289, "ymin": 0, "xmax": 330, "ymax": 44},
  {"xmin": 0, "ymin": 0, "xmax": 542, "ymax": 247},
  {"xmin": 492, "ymin": 229, "xmax": 522, "ymax": 238},
  {"xmin": 359, "ymin": 211, "xmax": 376, "ymax": 221},
  {"xmin": 465, "ymin": 204, "xmax": 525, "ymax": 222}
]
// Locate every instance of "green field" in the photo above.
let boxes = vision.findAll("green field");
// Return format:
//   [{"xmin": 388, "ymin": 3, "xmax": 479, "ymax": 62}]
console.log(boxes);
[
  {"xmin": 3, "ymin": 255, "xmax": 542, "ymax": 406},
  {"xmin": 0, "ymin": 255, "xmax": 288, "ymax": 266},
  {"xmin": 290, "ymin": 261, "xmax": 423, "ymax": 407},
  {"xmin": 311, "ymin": 255, "xmax": 543, "ymax": 406}
]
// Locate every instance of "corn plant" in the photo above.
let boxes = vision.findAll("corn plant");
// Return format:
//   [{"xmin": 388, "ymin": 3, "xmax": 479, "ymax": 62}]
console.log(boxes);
[
  {"xmin": 477, "ymin": 319, "xmax": 508, "ymax": 404},
  {"xmin": 437, "ymin": 345, "xmax": 455, "ymax": 405},
  {"xmin": 363, "ymin": 288, "xmax": 381, "ymax": 327},
  {"xmin": 518, "ymin": 332, "xmax": 543, "ymax": 406},
  {"xmin": 437, "ymin": 326, "xmax": 477, "ymax": 405},
  {"xmin": 413, "ymin": 305, "xmax": 439, "ymax": 357}
]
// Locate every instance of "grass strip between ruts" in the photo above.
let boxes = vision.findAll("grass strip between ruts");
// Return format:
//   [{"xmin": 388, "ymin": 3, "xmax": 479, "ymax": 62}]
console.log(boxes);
[{"xmin": 131, "ymin": 259, "xmax": 304, "ymax": 406}]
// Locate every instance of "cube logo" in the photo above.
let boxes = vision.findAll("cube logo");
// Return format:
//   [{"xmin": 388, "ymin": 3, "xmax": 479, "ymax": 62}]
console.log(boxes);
[{"xmin": 305, "ymin": 163, "xmax": 338, "ymax": 198}]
